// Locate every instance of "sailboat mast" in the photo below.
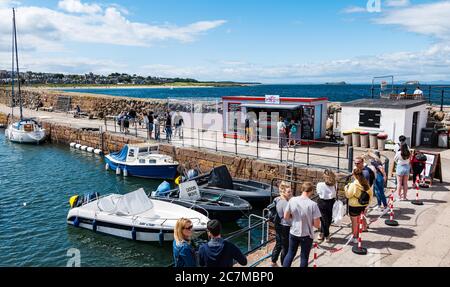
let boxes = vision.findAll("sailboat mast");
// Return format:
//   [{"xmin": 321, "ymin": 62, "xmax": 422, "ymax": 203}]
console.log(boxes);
[
  {"xmin": 11, "ymin": 8, "xmax": 15, "ymax": 121},
  {"xmin": 13, "ymin": 8, "xmax": 23, "ymax": 120}
]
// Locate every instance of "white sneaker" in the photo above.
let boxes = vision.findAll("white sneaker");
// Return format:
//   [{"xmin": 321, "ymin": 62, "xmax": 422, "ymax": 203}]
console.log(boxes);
[{"xmin": 352, "ymin": 237, "xmax": 358, "ymax": 244}]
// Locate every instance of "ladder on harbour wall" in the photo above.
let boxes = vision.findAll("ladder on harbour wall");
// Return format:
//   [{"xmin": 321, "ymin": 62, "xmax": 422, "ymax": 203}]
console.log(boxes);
[{"xmin": 284, "ymin": 146, "xmax": 296, "ymax": 182}]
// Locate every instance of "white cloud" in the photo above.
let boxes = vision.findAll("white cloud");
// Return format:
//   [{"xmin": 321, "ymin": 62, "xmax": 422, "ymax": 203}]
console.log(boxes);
[
  {"xmin": 385, "ymin": 0, "xmax": 410, "ymax": 7},
  {"xmin": 376, "ymin": 1, "xmax": 450, "ymax": 40},
  {"xmin": 0, "ymin": 1, "xmax": 227, "ymax": 52},
  {"xmin": 341, "ymin": 6, "xmax": 367, "ymax": 14},
  {"xmin": 58, "ymin": 0, "xmax": 101, "ymax": 14}
]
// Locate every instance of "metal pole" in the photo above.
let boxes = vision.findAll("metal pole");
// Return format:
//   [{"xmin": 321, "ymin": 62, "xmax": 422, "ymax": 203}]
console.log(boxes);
[
  {"xmin": 234, "ymin": 118, "xmax": 238, "ymax": 155},
  {"xmin": 307, "ymin": 141, "xmax": 310, "ymax": 166},
  {"xmin": 348, "ymin": 146, "xmax": 354, "ymax": 173},
  {"xmin": 104, "ymin": 117, "xmax": 108, "ymax": 132},
  {"xmin": 135, "ymin": 124, "xmax": 138, "ymax": 137},
  {"xmin": 256, "ymin": 122, "xmax": 260, "ymax": 159},
  {"xmin": 198, "ymin": 129, "xmax": 200, "ymax": 148},
  {"xmin": 337, "ymin": 143, "xmax": 340, "ymax": 172},
  {"xmin": 215, "ymin": 130, "xmax": 218, "ymax": 152},
  {"xmin": 429, "ymin": 86, "xmax": 432, "ymax": 104},
  {"xmin": 114, "ymin": 117, "xmax": 117, "ymax": 133},
  {"xmin": 384, "ymin": 158, "xmax": 390, "ymax": 184}
]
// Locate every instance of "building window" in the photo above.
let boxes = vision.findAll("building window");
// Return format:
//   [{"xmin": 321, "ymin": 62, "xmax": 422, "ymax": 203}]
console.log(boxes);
[{"xmin": 359, "ymin": 110, "xmax": 381, "ymax": 128}]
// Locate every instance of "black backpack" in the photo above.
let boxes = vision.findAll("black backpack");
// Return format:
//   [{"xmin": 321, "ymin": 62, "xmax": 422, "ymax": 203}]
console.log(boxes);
[
  {"xmin": 268, "ymin": 199, "xmax": 282, "ymax": 225},
  {"xmin": 415, "ymin": 153, "xmax": 427, "ymax": 162},
  {"xmin": 358, "ymin": 189, "xmax": 371, "ymax": 206}
]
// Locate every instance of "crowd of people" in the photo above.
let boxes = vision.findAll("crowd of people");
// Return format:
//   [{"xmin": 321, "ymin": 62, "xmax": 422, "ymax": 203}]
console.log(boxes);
[
  {"xmin": 171, "ymin": 133, "xmax": 425, "ymax": 268},
  {"xmin": 115, "ymin": 109, "xmax": 184, "ymax": 142}
]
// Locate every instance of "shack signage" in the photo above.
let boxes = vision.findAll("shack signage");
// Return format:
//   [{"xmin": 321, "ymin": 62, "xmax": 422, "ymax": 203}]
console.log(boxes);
[{"xmin": 265, "ymin": 95, "xmax": 280, "ymax": 104}]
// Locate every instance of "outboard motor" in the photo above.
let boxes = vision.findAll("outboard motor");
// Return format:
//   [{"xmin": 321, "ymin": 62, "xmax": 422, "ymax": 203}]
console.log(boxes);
[{"xmin": 154, "ymin": 181, "xmax": 171, "ymax": 197}]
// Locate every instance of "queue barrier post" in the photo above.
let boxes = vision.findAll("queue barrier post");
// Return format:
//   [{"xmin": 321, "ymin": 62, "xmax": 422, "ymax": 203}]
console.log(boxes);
[
  {"xmin": 412, "ymin": 176, "xmax": 424, "ymax": 206},
  {"xmin": 385, "ymin": 190, "xmax": 399, "ymax": 226},
  {"xmin": 352, "ymin": 213, "xmax": 368, "ymax": 255}
]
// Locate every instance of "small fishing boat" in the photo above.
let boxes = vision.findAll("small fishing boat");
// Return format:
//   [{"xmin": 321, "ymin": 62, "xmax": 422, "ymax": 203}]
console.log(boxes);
[
  {"xmin": 5, "ymin": 9, "xmax": 46, "ymax": 145},
  {"xmin": 105, "ymin": 144, "xmax": 179, "ymax": 179},
  {"xmin": 187, "ymin": 166, "xmax": 278, "ymax": 209},
  {"xmin": 67, "ymin": 188, "xmax": 209, "ymax": 243},
  {"xmin": 151, "ymin": 181, "xmax": 252, "ymax": 222}
]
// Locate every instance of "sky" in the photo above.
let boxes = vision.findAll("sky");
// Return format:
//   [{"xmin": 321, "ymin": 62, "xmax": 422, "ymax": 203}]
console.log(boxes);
[{"xmin": 0, "ymin": 0, "xmax": 449, "ymax": 83}]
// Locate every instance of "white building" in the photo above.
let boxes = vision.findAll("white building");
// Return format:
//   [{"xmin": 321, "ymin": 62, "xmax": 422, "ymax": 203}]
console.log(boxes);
[{"xmin": 340, "ymin": 99, "xmax": 428, "ymax": 147}]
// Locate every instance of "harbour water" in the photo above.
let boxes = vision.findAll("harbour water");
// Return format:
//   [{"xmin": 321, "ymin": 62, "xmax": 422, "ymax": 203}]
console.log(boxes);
[
  {"xmin": 63, "ymin": 84, "xmax": 449, "ymax": 105},
  {"xmin": 0, "ymin": 132, "xmax": 250, "ymax": 267}
]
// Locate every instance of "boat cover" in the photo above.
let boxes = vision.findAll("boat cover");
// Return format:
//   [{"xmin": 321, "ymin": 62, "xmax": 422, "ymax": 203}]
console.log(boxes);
[
  {"xmin": 110, "ymin": 145, "xmax": 129, "ymax": 162},
  {"xmin": 98, "ymin": 189, "xmax": 154, "ymax": 216},
  {"xmin": 208, "ymin": 165, "xmax": 234, "ymax": 190}
]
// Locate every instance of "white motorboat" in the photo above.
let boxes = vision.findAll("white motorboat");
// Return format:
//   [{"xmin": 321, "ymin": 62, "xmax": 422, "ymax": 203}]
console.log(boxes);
[
  {"xmin": 67, "ymin": 189, "xmax": 209, "ymax": 243},
  {"xmin": 5, "ymin": 118, "xmax": 46, "ymax": 144}
]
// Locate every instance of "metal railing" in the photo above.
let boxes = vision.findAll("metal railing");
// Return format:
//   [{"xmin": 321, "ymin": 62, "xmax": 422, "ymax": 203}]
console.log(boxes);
[{"xmin": 102, "ymin": 117, "xmax": 351, "ymax": 172}]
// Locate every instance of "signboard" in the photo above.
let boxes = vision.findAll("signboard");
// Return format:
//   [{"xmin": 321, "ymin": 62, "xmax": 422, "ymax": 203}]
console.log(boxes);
[
  {"xmin": 179, "ymin": 181, "xmax": 201, "ymax": 201},
  {"xmin": 265, "ymin": 95, "xmax": 280, "ymax": 104},
  {"xmin": 417, "ymin": 151, "xmax": 443, "ymax": 184}
]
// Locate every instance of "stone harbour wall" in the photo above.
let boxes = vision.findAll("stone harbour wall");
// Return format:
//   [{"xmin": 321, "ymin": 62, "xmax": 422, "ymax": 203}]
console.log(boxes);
[{"xmin": 0, "ymin": 88, "xmax": 220, "ymax": 119}]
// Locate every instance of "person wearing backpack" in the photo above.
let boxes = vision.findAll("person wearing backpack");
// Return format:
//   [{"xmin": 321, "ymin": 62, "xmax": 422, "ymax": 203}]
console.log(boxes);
[
  {"xmin": 345, "ymin": 168, "xmax": 373, "ymax": 243},
  {"xmin": 270, "ymin": 181, "xmax": 293, "ymax": 267},
  {"xmin": 394, "ymin": 142, "xmax": 411, "ymax": 200},
  {"xmin": 173, "ymin": 218, "xmax": 197, "ymax": 267}
]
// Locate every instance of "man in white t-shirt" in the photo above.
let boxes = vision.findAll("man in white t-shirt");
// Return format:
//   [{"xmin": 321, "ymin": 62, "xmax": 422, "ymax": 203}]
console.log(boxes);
[
  {"xmin": 414, "ymin": 86, "xmax": 423, "ymax": 97},
  {"xmin": 282, "ymin": 182, "xmax": 321, "ymax": 267}
]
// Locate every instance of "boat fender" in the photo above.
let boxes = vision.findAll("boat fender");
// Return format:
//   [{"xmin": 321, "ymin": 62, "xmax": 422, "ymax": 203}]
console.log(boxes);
[
  {"xmin": 75, "ymin": 144, "xmax": 81, "ymax": 149},
  {"xmin": 131, "ymin": 227, "xmax": 137, "ymax": 241},
  {"xmin": 123, "ymin": 167, "xmax": 128, "ymax": 177},
  {"xmin": 70, "ymin": 142, "xmax": 76, "ymax": 148},
  {"xmin": 159, "ymin": 230, "xmax": 164, "ymax": 246},
  {"xmin": 116, "ymin": 167, "xmax": 121, "ymax": 175},
  {"xmin": 87, "ymin": 147, "xmax": 94, "ymax": 153},
  {"xmin": 73, "ymin": 217, "xmax": 80, "ymax": 228},
  {"xmin": 92, "ymin": 219, "xmax": 98, "ymax": 232},
  {"xmin": 94, "ymin": 149, "xmax": 102, "ymax": 155},
  {"xmin": 81, "ymin": 146, "xmax": 88, "ymax": 151},
  {"xmin": 105, "ymin": 163, "xmax": 110, "ymax": 171},
  {"xmin": 69, "ymin": 195, "xmax": 79, "ymax": 208},
  {"xmin": 175, "ymin": 176, "xmax": 181, "ymax": 185}
]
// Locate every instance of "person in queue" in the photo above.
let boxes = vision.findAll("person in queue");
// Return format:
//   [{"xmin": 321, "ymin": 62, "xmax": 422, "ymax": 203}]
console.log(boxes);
[
  {"xmin": 198, "ymin": 220, "xmax": 247, "ymax": 268},
  {"xmin": 173, "ymin": 218, "xmax": 197, "ymax": 267},
  {"xmin": 270, "ymin": 180, "xmax": 293, "ymax": 267},
  {"xmin": 316, "ymin": 169, "xmax": 337, "ymax": 243},
  {"xmin": 345, "ymin": 168, "xmax": 373, "ymax": 243},
  {"xmin": 395, "ymin": 141, "xmax": 411, "ymax": 200},
  {"xmin": 282, "ymin": 182, "xmax": 321, "ymax": 268}
]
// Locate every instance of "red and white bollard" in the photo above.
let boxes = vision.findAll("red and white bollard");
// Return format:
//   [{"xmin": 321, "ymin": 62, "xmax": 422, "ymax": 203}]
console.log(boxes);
[
  {"xmin": 352, "ymin": 213, "xmax": 368, "ymax": 255},
  {"xmin": 313, "ymin": 243, "xmax": 318, "ymax": 268},
  {"xmin": 385, "ymin": 192, "xmax": 399, "ymax": 226},
  {"xmin": 412, "ymin": 176, "xmax": 424, "ymax": 206}
]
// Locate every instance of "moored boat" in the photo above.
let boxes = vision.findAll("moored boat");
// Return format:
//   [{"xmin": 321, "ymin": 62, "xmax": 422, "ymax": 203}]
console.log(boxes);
[
  {"xmin": 105, "ymin": 144, "xmax": 179, "ymax": 180},
  {"xmin": 67, "ymin": 188, "xmax": 209, "ymax": 243},
  {"xmin": 151, "ymin": 181, "xmax": 252, "ymax": 222},
  {"xmin": 187, "ymin": 165, "xmax": 278, "ymax": 209}
]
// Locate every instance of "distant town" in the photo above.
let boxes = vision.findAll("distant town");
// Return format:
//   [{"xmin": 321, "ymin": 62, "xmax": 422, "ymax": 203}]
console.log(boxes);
[{"xmin": 0, "ymin": 70, "xmax": 258, "ymax": 87}]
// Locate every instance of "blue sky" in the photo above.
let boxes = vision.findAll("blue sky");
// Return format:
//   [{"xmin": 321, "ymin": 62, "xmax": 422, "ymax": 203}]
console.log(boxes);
[{"xmin": 0, "ymin": 0, "xmax": 449, "ymax": 83}]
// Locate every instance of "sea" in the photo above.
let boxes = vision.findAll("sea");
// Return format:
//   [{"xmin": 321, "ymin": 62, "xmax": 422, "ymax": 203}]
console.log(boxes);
[
  {"xmin": 0, "ymin": 133, "xmax": 254, "ymax": 267},
  {"xmin": 63, "ymin": 84, "xmax": 449, "ymax": 105}
]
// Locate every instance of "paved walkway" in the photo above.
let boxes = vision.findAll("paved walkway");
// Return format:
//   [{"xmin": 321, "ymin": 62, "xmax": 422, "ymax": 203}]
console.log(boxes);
[{"xmin": 246, "ymin": 156, "xmax": 450, "ymax": 267}]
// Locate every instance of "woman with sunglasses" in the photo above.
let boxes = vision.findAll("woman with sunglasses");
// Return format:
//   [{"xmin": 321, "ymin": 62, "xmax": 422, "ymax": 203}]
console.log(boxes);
[{"xmin": 173, "ymin": 218, "xmax": 197, "ymax": 267}]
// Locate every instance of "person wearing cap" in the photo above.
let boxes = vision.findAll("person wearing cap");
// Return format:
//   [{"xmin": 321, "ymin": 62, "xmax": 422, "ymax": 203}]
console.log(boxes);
[{"xmin": 198, "ymin": 220, "xmax": 247, "ymax": 267}]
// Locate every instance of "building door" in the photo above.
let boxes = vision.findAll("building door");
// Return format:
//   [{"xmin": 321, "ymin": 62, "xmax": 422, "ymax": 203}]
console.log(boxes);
[{"xmin": 411, "ymin": 112, "xmax": 419, "ymax": 147}]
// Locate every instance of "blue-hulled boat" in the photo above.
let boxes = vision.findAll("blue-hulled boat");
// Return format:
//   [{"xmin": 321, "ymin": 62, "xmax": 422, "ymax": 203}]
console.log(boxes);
[{"xmin": 105, "ymin": 144, "xmax": 179, "ymax": 180}]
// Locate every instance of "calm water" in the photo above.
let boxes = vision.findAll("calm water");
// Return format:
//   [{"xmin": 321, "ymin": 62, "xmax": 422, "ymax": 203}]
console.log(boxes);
[
  {"xmin": 0, "ymin": 132, "xmax": 251, "ymax": 267},
  {"xmin": 64, "ymin": 84, "xmax": 449, "ymax": 105}
]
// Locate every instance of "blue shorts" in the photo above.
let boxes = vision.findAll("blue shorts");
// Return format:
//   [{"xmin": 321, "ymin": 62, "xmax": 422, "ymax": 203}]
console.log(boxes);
[{"xmin": 396, "ymin": 164, "xmax": 410, "ymax": 176}]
